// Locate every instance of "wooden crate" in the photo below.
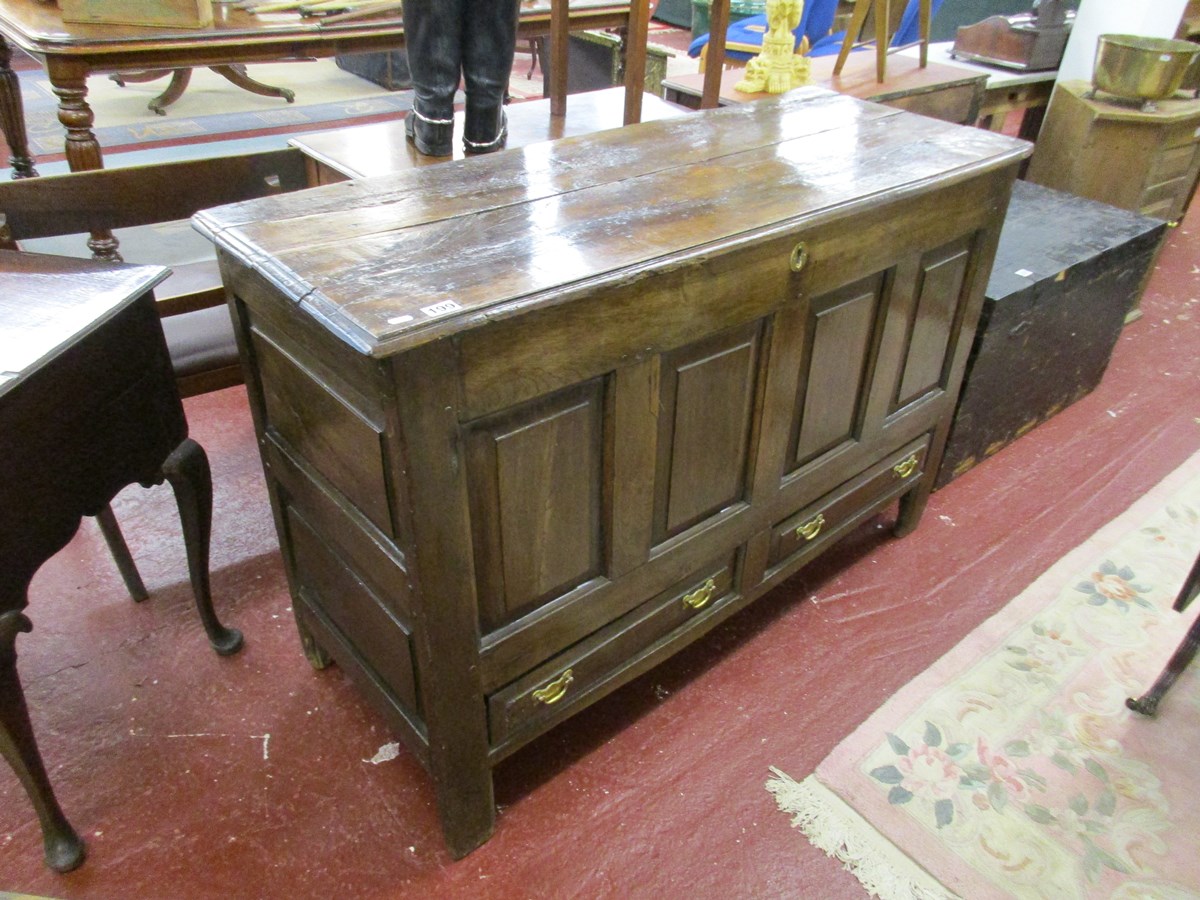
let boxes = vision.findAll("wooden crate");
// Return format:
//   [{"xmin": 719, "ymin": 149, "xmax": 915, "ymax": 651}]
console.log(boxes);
[{"xmin": 59, "ymin": 0, "xmax": 214, "ymax": 28}]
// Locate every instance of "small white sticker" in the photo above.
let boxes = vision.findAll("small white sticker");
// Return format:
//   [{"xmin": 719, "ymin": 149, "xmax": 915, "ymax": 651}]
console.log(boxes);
[
  {"xmin": 1014, "ymin": 268, "xmax": 1034, "ymax": 278},
  {"xmin": 420, "ymin": 300, "xmax": 463, "ymax": 318},
  {"xmin": 387, "ymin": 314, "xmax": 414, "ymax": 325},
  {"xmin": 1161, "ymin": 54, "xmax": 1174, "ymax": 62},
  {"xmin": 1194, "ymin": 125, "xmax": 1200, "ymax": 138}
]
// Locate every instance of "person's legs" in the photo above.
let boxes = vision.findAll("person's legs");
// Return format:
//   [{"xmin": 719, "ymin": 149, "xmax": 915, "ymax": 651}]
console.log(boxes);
[
  {"xmin": 402, "ymin": 0, "xmax": 464, "ymax": 157},
  {"xmin": 461, "ymin": 0, "xmax": 520, "ymax": 154}
]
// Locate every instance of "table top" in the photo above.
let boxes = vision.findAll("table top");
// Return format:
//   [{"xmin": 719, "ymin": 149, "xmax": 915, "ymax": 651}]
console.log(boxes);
[
  {"xmin": 0, "ymin": 250, "xmax": 167, "ymax": 396},
  {"xmin": 196, "ymin": 87, "xmax": 1030, "ymax": 359},
  {"xmin": 663, "ymin": 51, "xmax": 986, "ymax": 106},
  {"xmin": 291, "ymin": 89, "xmax": 689, "ymax": 180},
  {"xmin": 0, "ymin": 0, "xmax": 628, "ymax": 55},
  {"xmin": 897, "ymin": 42, "xmax": 1059, "ymax": 89}
]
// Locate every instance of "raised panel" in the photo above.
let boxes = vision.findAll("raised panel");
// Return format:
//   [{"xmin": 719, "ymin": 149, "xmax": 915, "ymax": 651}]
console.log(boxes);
[
  {"xmin": 252, "ymin": 331, "xmax": 393, "ymax": 536},
  {"xmin": 286, "ymin": 506, "xmax": 418, "ymax": 716},
  {"xmin": 790, "ymin": 274, "xmax": 885, "ymax": 471},
  {"xmin": 654, "ymin": 323, "xmax": 760, "ymax": 543},
  {"xmin": 466, "ymin": 380, "xmax": 606, "ymax": 631},
  {"xmin": 894, "ymin": 240, "xmax": 971, "ymax": 411}
]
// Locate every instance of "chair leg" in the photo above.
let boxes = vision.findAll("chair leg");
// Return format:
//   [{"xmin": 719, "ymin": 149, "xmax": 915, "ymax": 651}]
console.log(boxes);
[
  {"xmin": 833, "ymin": 0, "xmax": 874, "ymax": 75},
  {"xmin": 1175, "ymin": 553, "xmax": 1200, "ymax": 612},
  {"xmin": 0, "ymin": 609, "xmax": 86, "ymax": 873},
  {"xmin": 873, "ymin": 0, "xmax": 889, "ymax": 83},
  {"xmin": 161, "ymin": 439, "xmax": 243, "ymax": 657},
  {"xmin": 94, "ymin": 504, "xmax": 149, "ymax": 602}
]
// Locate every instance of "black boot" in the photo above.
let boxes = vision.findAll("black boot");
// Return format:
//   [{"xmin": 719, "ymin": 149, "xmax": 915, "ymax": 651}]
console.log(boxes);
[
  {"xmin": 401, "ymin": 0, "xmax": 463, "ymax": 157},
  {"xmin": 461, "ymin": 0, "xmax": 519, "ymax": 154}
]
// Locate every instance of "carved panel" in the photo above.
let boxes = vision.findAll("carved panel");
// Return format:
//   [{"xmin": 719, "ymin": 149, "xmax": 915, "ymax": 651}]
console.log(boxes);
[
  {"xmin": 466, "ymin": 380, "xmax": 607, "ymax": 631},
  {"xmin": 654, "ymin": 323, "xmax": 761, "ymax": 543}
]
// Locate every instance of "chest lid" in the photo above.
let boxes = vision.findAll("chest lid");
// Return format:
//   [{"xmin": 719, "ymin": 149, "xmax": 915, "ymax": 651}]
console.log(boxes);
[{"xmin": 194, "ymin": 88, "xmax": 1030, "ymax": 359}]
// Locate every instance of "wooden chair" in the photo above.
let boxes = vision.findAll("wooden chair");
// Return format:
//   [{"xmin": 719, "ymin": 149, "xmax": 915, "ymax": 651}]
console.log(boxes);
[
  {"xmin": 0, "ymin": 149, "xmax": 310, "ymax": 601},
  {"xmin": 0, "ymin": 148, "xmax": 310, "ymax": 398}
]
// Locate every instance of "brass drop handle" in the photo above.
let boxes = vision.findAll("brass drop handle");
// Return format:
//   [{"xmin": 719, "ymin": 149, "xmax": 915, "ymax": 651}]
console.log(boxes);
[
  {"xmin": 532, "ymin": 668, "xmax": 574, "ymax": 705},
  {"xmin": 796, "ymin": 512, "xmax": 825, "ymax": 541},
  {"xmin": 682, "ymin": 577, "xmax": 717, "ymax": 611},
  {"xmin": 893, "ymin": 453, "xmax": 920, "ymax": 479},
  {"xmin": 789, "ymin": 242, "xmax": 809, "ymax": 273}
]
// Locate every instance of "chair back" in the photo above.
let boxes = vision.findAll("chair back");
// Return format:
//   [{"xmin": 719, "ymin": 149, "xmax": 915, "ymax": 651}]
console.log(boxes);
[
  {"xmin": 689, "ymin": 0, "xmax": 840, "ymax": 61},
  {"xmin": 0, "ymin": 148, "xmax": 310, "ymax": 396}
]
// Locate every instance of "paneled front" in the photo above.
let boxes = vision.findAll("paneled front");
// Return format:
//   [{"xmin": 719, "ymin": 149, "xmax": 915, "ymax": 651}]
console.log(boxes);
[{"xmin": 465, "ymin": 379, "xmax": 607, "ymax": 633}]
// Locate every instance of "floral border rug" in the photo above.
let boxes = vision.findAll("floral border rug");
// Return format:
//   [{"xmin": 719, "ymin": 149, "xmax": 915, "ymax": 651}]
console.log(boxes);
[{"xmin": 768, "ymin": 450, "xmax": 1200, "ymax": 900}]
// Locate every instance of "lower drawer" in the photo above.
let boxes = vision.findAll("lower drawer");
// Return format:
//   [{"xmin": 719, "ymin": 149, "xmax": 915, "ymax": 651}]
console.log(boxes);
[
  {"xmin": 487, "ymin": 551, "xmax": 739, "ymax": 749},
  {"xmin": 767, "ymin": 435, "xmax": 931, "ymax": 571}
]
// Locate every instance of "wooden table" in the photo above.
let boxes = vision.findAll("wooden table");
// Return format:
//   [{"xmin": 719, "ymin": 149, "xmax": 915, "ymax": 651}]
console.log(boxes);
[
  {"xmin": 196, "ymin": 86, "xmax": 1028, "ymax": 859},
  {"xmin": 291, "ymin": 87, "xmax": 688, "ymax": 184},
  {"xmin": 0, "ymin": 0, "xmax": 647, "ymax": 178},
  {"xmin": 897, "ymin": 41, "xmax": 1057, "ymax": 140},
  {"xmin": 661, "ymin": 51, "xmax": 987, "ymax": 125},
  {"xmin": 0, "ymin": 249, "xmax": 242, "ymax": 872}
]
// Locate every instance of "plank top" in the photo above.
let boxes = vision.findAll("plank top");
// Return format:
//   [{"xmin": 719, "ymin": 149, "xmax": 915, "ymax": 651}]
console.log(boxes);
[{"xmin": 195, "ymin": 88, "xmax": 1031, "ymax": 358}]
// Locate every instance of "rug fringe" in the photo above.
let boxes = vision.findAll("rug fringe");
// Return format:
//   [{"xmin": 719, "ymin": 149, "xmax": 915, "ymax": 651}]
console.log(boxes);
[{"xmin": 765, "ymin": 768, "xmax": 960, "ymax": 900}]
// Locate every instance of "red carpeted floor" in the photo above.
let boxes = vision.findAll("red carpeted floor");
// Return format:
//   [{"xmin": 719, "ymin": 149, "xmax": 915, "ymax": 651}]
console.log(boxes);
[{"xmin": 2, "ymin": 168, "xmax": 1199, "ymax": 897}]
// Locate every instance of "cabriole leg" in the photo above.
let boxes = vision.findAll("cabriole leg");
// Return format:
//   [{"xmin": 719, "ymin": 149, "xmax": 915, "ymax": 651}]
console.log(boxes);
[
  {"xmin": 0, "ymin": 609, "xmax": 85, "ymax": 873},
  {"xmin": 162, "ymin": 438, "xmax": 243, "ymax": 656}
]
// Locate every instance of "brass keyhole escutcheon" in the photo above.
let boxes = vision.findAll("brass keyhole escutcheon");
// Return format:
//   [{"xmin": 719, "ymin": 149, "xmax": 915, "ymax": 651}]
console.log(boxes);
[
  {"xmin": 532, "ymin": 668, "xmax": 574, "ymax": 705},
  {"xmin": 682, "ymin": 577, "xmax": 717, "ymax": 611},
  {"xmin": 789, "ymin": 242, "xmax": 809, "ymax": 273},
  {"xmin": 796, "ymin": 512, "xmax": 825, "ymax": 541},
  {"xmin": 893, "ymin": 453, "xmax": 919, "ymax": 479}
]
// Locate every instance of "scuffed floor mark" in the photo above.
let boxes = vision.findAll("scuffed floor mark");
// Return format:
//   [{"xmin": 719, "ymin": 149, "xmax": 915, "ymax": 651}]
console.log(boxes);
[
  {"xmin": 365, "ymin": 742, "xmax": 400, "ymax": 765},
  {"xmin": 165, "ymin": 732, "xmax": 271, "ymax": 760}
]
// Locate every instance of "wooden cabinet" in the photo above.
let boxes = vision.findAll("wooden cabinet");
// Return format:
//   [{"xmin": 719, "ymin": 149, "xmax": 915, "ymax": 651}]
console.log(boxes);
[
  {"xmin": 195, "ymin": 88, "xmax": 1028, "ymax": 858},
  {"xmin": 1027, "ymin": 80, "xmax": 1200, "ymax": 223}
]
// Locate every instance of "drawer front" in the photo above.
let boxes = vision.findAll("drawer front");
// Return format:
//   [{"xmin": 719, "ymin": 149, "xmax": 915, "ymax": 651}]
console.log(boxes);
[
  {"xmin": 487, "ymin": 552, "xmax": 739, "ymax": 748},
  {"xmin": 884, "ymin": 83, "xmax": 978, "ymax": 125},
  {"xmin": 1139, "ymin": 177, "xmax": 1189, "ymax": 221},
  {"xmin": 1150, "ymin": 144, "xmax": 1198, "ymax": 184},
  {"xmin": 1161, "ymin": 119, "xmax": 1200, "ymax": 150},
  {"xmin": 768, "ymin": 435, "xmax": 930, "ymax": 571}
]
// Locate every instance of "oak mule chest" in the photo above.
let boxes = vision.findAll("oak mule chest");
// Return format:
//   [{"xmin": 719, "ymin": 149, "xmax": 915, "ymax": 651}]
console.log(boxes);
[{"xmin": 195, "ymin": 89, "xmax": 1029, "ymax": 856}]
